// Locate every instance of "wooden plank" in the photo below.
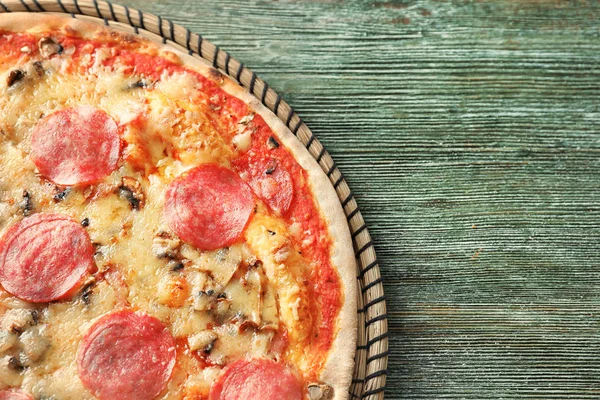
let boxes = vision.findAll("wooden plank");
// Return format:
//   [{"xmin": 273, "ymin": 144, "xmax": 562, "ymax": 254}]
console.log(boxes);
[{"xmin": 119, "ymin": 0, "xmax": 600, "ymax": 398}]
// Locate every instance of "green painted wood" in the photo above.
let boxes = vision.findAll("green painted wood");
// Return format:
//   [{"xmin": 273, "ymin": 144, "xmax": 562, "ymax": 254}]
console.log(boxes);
[{"xmin": 118, "ymin": 0, "xmax": 600, "ymax": 398}]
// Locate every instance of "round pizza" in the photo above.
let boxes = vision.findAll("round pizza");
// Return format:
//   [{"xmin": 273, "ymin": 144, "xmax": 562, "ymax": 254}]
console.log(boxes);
[{"xmin": 0, "ymin": 13, "xmax": 356, "ymax": 400}]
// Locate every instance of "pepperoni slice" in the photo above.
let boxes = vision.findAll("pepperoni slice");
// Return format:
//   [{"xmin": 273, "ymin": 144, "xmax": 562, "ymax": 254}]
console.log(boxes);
[
  {"xmin": 31, "ymin": 106, "xmax": 120, "ymax": 186},
  {"xmin": 209, "ymin": 358, "xmax": 303, "ymax": 400},
  {"xmin": 245, "ymin": 159, "xmax": 293, "ymax": 216},
  {"xmin": 77, "ymin": 310, "xmax": 176, "ymax": 400},
  {"xmin": 164, "ymin": 164, "xmax": 254, "ymax": 251},
  {"xmin": 0, "ymin": 390, "xmax": 33, "ymax": 400},
  {"xmin": 0, "ymin": 213, "xmax": 94, "ymax": 303}
]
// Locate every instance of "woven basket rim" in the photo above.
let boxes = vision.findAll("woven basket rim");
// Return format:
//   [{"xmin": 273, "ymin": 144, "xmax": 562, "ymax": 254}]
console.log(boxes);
[{"xmin": 0, "ymin": 1, "xmax": 389, "ymax": 398}]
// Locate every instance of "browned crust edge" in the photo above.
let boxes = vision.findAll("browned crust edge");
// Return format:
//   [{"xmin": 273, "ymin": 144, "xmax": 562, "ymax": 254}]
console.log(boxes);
[{"xmin": 0, "ymin": 12, "xmax": 357, "ymax": 400}]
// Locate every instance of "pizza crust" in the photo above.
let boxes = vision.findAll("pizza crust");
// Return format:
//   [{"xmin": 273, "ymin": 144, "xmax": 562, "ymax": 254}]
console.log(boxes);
[{"xmin": 0, "ymin": 12, "xmax": 357, "ymax": 400}]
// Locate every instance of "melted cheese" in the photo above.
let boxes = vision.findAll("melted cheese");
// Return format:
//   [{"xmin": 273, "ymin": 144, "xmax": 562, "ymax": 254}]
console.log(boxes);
[{"xmin": 0, "ymin": 33, "xmax": 318, "ymax": 399}]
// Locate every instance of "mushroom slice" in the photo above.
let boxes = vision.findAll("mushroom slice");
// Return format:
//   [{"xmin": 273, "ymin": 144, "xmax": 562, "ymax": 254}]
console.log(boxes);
[
  {"xmin": 208, "ymin": 324, "xmax": 273, "ymax": 366},
  {"xmin": 188, "ymin": 330, "xmax": 218, "ymax": 353},
  {"xmin": 308, "ymin": 384, "xmax": 334, "ymax": 400},
  {"xmin": 118, "ymin": 176, "xmax": 145, "ymax": 210},
  {"xmin": 193, "ymin": 290, "xmax": 218, "ymax": 312},
  {"xmin": 152, "ymin": 230, "xmax": 182, "ymax": 260},
  {"xmin": 1, "ymin": 309, "xmax": 37, "ymax": 334},
  {"xmin": 222, "ymin": 267, "xmax": 262, "ymax": 327},
  {"xmin": 19, "ymin": 326, "xmax": 50, "ymax": 363},
  {"xmin": 6, "ymin": 69, "xmax": 24, "ymax": 87},
  {"xmin": 193, "ymin": 244, "xmax": 245, "ymax": 288},
  {"xmin": 38, "ymin": 37, "xmax": 63, "ymax": 57},
  {"xmin": 189, "ymin": 270, "xmax": 219, "ymax": 312}
]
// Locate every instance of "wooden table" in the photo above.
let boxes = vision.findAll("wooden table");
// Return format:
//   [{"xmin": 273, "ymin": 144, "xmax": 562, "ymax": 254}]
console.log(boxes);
[{"xmin": 120, "ymin": 1, "xmax": 600, "ymax": 398}]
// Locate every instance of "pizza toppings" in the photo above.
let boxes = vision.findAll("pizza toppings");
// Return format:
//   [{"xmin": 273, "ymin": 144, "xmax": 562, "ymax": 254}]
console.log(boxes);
[
  {"xmin": 77, "ymin": 310, "xmax": 176, "ymax": 400},
  {"xmin": 208, "ymin": 358, "xmax": 303, "ymax": 400},
  {"xmin": 30, "ymin": 106, "xmax": 120, "ymax": 186},
  {"xmin": 188, "ymin": 330, "xmax": 218, "ymax": 353},
  {"xmin": 0, "ymin": 308, "xmax": 50, "ymax": 388},
  {"xmin": 164, "ymin": 164, "xmax": 254, "ymax": 251},
  {"xmin": 0, "ymin": 390, "xmax": 33, "ymax": 400},
  {"xmin": 31, "ymin": 61, "xmax": 44, "ymax": 77},
  {"xmin": 117, "ymin": 176, "xmax": 145, "ymax": 210},
  {"xmin": 6, "ymin": 70, "xmax": 24, "ymax": 87},
  {"xmin": 0, "ymin": 317, "xmax": 50, "ymax": 369},
  {"xmin": 193, "ymin": 289, "xmax": 219, "ymax": 312},
  {"xmin": 1, "ymin": 309, "xmax": 38, "ymax": 337},
  {"xmin": 19, "ymin": 326, "xmax": 50, "ymax": 363},
  {"xmin": 0, "ymin": 213, "xmax": 95, "ymax": 303},
  {"xmin": 232, "ymin": 131, "xmax": 252, "ymax": 152},
  {"xmin": 308, "ymin": 384, "xmax": 335, "ymax": 400},
  {"xmin": 245, "ymin": 160, "xmax": 293, "ymax": 215},
  {"xmin": 20, "ymin": 191, "xmax": 33, "ymax": 217},
  {"xmin": 127, "ymin": 79, "xmax": 152, "ymax": 90},
  {"xmin": 267, "ymin": 136, "xmax": 279, "ymax": 149},
  {"xmin": 52, "ymin": 186, "xmax": 71, "ymax": 203},
  {"xmin": 38, "ymin": 37, "xmax": 63, "ymax": 58},
  {"xmin": 152, "ymin": 230, "xmax": 183, "ymax": 260},
  {"xmin": 157, "ymin": 275, "xmax": 190, "ymax": 308}
]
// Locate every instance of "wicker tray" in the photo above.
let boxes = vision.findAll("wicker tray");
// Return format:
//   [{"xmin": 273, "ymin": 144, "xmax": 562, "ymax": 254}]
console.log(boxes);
[{"xmin": 0, "ymin": 1, "xmax": 389, "ymax": 398}]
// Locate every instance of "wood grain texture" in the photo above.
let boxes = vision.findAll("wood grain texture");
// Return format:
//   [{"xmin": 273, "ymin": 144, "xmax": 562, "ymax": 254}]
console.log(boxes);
[{"xmin": 117, "ymin": 0, "xmax": 600, "ymax": 398}]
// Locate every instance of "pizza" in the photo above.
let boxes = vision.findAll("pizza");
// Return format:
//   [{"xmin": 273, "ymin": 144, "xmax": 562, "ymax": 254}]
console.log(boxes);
[{"xmin": 0, "ymin": 12, "xmax": 357, "ymax": 400}]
